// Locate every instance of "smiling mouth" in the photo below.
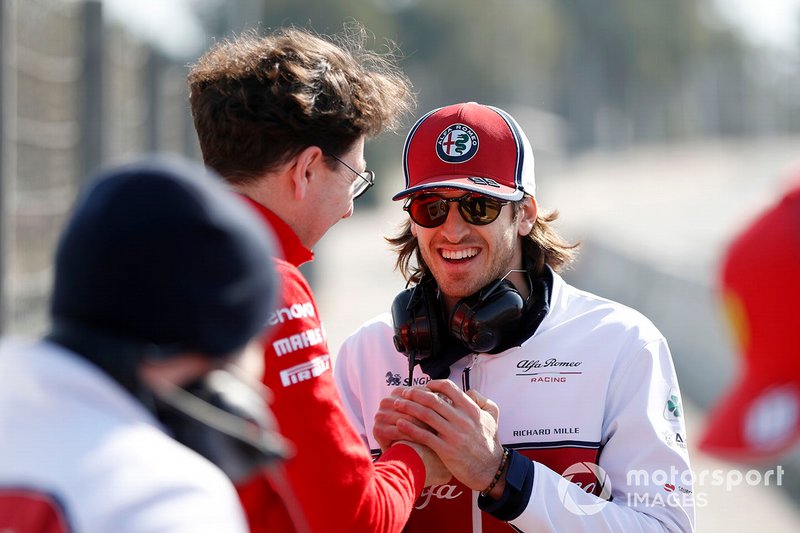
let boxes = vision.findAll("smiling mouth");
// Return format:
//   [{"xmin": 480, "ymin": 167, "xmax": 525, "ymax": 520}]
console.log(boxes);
[{"xmin": 441, "ymin": 248, "xmax": 479, "ymax": 261}]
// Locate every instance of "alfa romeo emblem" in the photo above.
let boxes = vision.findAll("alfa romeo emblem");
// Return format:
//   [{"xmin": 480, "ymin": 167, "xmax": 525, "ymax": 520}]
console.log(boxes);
[{"xmin": 436, "ymin": 123, "xmax": 479, "ymax": 163}]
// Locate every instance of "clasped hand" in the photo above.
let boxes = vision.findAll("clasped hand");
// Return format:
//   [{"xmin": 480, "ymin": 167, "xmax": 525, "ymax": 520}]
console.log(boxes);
[{"xmin": 374, "ymin": 379, "xmax": 506, "ymax": 494}]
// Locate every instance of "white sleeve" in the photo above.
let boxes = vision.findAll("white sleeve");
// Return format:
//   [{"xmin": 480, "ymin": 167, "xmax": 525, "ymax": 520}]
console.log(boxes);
[
  {"xmin": 93, "ymin": 437, "xmax": 250, "ymax": 533},
  {"xmin": 134, "ymin": 484, "xmax": 248, "ymax": 533},
  {"xmin": 111, "ymin": 484, "xmax": 249, "ymax": 533},
  {"xmin": 333, "ymin": 335, "xmax": 371, "ymax": 448},
  {"xmin": 503, "ymin": 339, "xmax": 696, "ymax": 532}
]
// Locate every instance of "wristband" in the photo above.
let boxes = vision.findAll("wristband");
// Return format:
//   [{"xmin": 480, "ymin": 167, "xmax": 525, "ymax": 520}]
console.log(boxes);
[
  {"xmin": 480, "ymin": 447, "xmax": 510, "ymax": 497},
  {"xmin": 478, "ymin": 449, "xmax": 534, "ymax": 521}
]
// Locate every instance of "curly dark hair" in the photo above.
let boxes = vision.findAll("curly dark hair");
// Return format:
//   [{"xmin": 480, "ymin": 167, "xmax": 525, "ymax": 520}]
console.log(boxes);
[
  {"xmin": 387, "ymin": 200, "xmax": 579, "ymax": 284},
  {"xmin": 187, "ymin": 25, "xmax": 414, "ymax": 184}
]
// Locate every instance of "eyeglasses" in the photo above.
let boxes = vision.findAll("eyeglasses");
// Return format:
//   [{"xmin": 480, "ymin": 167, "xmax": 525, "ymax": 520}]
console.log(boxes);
[
  {"xmin": 404, "ymin": 192, "xmax": 509, "ymax": 228},
  {"xmin": 327, "ymin": 153, "xmax": 375, "ymax": 199}
]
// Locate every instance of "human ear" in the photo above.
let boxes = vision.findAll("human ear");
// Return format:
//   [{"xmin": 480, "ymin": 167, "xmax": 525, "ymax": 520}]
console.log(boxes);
[
  {"xmin": 290, "ymin": 146, "xmax": 324, "ymax": 201},
  {"xmin": 517, "ymin": 196, "xmax": 537, "ymax": 236}
]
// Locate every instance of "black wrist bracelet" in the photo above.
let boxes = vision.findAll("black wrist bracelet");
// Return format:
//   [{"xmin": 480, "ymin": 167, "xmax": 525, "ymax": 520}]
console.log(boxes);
[{"xmin": 480, "ymin": 447, "xmax": 510, "ymax": 497}]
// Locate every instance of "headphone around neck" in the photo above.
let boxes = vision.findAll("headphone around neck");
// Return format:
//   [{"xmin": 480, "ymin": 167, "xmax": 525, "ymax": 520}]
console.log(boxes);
[{"xmin": 391, "ymin": 272, "xmax": 529, "ymax": 366}]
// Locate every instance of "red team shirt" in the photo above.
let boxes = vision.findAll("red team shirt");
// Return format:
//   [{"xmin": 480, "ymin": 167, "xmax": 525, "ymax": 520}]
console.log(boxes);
[{"xmin": 236, "ymin": 198, "xmax": 426, "ymax": 533}]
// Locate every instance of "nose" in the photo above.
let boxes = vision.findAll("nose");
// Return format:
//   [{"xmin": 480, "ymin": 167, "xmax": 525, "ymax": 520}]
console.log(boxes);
[{"xmin": 437, "ymin": 203, "xmax": 470, "ymax": 242}]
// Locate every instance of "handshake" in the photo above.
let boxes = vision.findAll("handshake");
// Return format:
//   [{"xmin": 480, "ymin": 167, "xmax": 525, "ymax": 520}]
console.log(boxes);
[{"xmin": 373, "ymin": 379, "xmax": 508, "ymax": 499}]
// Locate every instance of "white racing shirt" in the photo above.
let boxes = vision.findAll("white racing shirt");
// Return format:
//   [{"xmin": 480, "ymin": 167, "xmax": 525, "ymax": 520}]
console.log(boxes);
[
  {"xmin": 335, "ymin": 270, "xmax": 696, "ymax": 532},
  {"xmin": 0, "ymin": 338, "xmax": 248, "ymax": 533}
]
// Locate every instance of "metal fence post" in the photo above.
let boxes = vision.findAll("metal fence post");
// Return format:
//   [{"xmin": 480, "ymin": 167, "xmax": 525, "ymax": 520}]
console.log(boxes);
[
  {"xmin": 0, "ymin": 0, "xmax": 6, "ymax": 333},
  {"xmin": 81, "ymin": 0, "xmax": 104, "ymax": 180},
  {"xmin": 145, "ymin": 48, "xmax": 163, "ymax": 152}
]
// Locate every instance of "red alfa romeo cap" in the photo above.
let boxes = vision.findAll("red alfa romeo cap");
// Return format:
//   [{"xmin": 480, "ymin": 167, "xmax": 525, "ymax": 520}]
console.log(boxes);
[
  {"xmin": 699, "ymin": 179, "xmax": 800, "ymax": 461},
  {"xmin": 394, "ymin": 102, "xmax": 535, "ymax": 202}
]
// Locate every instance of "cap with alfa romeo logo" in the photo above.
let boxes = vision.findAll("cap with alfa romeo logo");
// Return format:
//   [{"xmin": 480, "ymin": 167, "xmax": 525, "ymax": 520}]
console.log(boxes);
[{"xmin": 393, "ymin": 102, "xmax": 536, "ymax": 202}]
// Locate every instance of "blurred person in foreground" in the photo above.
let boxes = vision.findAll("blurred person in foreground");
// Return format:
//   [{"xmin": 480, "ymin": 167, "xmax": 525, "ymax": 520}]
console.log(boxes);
[
  {"xmin": 187, "ymin": 26, "xmax": 448, "ymax": 533},
  {"xmin": 0, "ymin": 155, "xmax": 282, "ymax": 532},
  {"xmin": 700, "ymin": 176, "xmax": 800, "ymax": 461},
  {"xmin": 334, "ymin": 102, "xmax": 696, "ymax": 532}
]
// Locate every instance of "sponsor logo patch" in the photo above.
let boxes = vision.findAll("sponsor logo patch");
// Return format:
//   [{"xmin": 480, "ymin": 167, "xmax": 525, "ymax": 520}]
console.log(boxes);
[
  {"xmin": 558, "ymin": 462, "xmax": 613, "ymax": 515},
  {"xmin": 279, "ymin": 354, "xmax": 330, "ymax": 387},
  {"xmin": 272, "ymin": 327, "xmax": 324, "ymax": 356},
  {"xmin": 663, "ymin": 388, "xmax": 683, "ymax": 422},
  {"xmin": 385, "ymin": 371, "xmax": 402, "ymax": 386},
  {"xmin": 467, "ymin": 176, "xmax": 501, "ymax": 188},
  {"xmin": 267, "ymin": 301, "xmax": 316, "ymax": 326},
  {"xmin": 384, "ymin": 371, "xmax": 430, "ymax": 387},
  {"xmin": 513, "ymin": 427, "xmax": 581, "ymax": 437},
  {"xmin": 415, "ymin": 483, "xmax": 463, "ymax": 510},
  {"xmin": 516, "ymin": 357, "xmax": 583, "ymax": 383},
  {"xmin": 661, "ymin": 428, "xmax": 687, "ymax": 451},
  {"xmin": 436, "ymin": 123, "xmax": 479, "ymax": 163}
]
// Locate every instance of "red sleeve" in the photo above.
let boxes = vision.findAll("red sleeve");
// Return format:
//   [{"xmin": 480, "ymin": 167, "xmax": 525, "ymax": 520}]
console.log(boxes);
[{"xmin": 237, "ymin": 259, "xmax": 425, "ymax": 533}]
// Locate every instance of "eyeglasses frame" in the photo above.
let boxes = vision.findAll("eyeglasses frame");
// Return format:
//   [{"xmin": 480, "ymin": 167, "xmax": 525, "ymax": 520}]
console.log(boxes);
[{"xmin": 327, "ymin": 153, "xmax": 375, "ymax": 199}]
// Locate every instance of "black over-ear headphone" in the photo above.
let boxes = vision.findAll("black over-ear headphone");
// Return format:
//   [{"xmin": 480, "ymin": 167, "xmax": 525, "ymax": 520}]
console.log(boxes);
[
  {"xmin": 449, "ymin": 277, "xmax": 526, "ymax": 352},
  {"xmin": 392, "ymin": 274, "xmax": 527, "ymax": 364},
  {"xmin": 391, "ymin": 276, "xmax": 444, "ymax": 365}
]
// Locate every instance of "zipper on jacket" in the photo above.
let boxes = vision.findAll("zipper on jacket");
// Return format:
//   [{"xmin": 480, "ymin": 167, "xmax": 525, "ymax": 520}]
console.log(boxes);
[
  {"xmin": 461, "ymin": 353, "xmax": 483, "ymax": 533},
  {"xmin": 461, "ymin": 354, "xmax": 479, "ymax": 391}
]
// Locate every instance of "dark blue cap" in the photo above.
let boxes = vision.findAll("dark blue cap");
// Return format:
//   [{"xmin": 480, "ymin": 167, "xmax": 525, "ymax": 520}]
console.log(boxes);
[{"xmin": 50, "ymin": 154, "xmax": 277, "ymax": 358}]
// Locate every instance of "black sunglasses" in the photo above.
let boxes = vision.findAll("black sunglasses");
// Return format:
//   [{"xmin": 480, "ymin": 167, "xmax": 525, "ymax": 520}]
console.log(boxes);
[
  {"xmin": 327, "ymin": 153, "xmax": 375, "ymax": 199},
  {"xmin": 404, "ymin": 192, "xmax": 509, "ymax": 228}
]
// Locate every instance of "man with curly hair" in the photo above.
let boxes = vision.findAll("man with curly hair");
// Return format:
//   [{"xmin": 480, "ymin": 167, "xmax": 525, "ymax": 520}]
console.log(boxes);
[{"xmin": 188, "ymin": 26, "xmax": 448, "ymax": 533}]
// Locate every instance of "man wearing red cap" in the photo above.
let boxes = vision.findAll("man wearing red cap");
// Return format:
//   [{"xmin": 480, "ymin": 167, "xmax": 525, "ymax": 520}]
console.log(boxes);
[
  {"xmin": 700, "ymin": 179, "xmax": 800, "ymax": 460},
  {"xmin": 335, "ymin": 102, "xmax": 696, "ymax": 531}
]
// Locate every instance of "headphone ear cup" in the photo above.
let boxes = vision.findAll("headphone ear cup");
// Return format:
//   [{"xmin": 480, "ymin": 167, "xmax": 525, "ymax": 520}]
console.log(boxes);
[
  {"xmin": 391, "ymin": 282, "xmax": 443, "ymax": 362},
  {"xmin": 449, "ymin": 280, "xmax": 525, "ymax": 353},
  {"xmin": 391, "ymin": 287, "xmax": 416, "ymax": 355},
  {"xmin": 450, "ymin": 297, "xmax": 490, "ymax": 352}
]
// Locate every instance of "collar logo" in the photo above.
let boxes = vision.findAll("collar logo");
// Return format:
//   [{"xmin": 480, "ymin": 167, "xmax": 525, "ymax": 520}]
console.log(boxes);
[{"xmin": 436, "ymin": 123, "xmax": 479, "ymax": 163}]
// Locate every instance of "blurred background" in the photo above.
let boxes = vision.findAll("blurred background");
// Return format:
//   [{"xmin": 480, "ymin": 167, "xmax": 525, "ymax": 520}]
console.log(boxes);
[{"xmin": 1, "ymin": 0, "xmax": 799, "ymax": 529}]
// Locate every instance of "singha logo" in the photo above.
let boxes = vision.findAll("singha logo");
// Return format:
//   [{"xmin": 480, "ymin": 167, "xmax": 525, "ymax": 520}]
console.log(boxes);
[{"xmin": 385, "ymin": 371, "xmax": 402, "ymax": 386}]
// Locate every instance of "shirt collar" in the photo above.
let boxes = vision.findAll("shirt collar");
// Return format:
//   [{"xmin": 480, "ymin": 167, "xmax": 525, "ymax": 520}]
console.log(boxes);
[{"xmin": 238, "ymin": 195, "xmax": 314, "ymax": 267}]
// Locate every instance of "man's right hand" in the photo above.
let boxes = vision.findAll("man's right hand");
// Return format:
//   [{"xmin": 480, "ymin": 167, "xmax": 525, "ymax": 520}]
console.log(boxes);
[
  {"xmin": 373, "ymin": 386, "xmax": 434, "ymax": 450},
  {"xmin": 386, "ymin": 380, "xmax": 506, "ymax": 494},
  {"xmin": 374, "ymin": 387, "xmax": 451, "ymax": 486}
]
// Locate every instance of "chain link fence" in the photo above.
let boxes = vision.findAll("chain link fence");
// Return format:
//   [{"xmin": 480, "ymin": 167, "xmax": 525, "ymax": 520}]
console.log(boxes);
[{"xmin": 0, "ymin": 0, "xmax": 197, "ymax": 335}]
